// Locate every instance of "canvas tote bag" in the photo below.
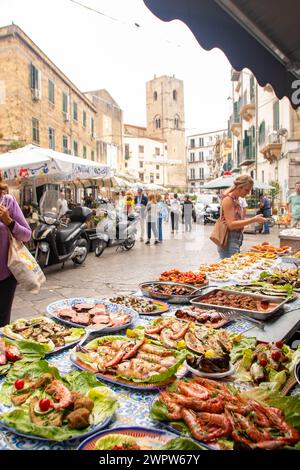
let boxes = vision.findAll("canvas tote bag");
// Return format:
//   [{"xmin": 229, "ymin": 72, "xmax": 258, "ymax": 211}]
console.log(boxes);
[
  {"xmin": 209, "ymin": 203, "xmax": 229, "ymax": 248},
  {"xmin": 7, "ymin": 234, "xmax": 46, "ymax": 294}
]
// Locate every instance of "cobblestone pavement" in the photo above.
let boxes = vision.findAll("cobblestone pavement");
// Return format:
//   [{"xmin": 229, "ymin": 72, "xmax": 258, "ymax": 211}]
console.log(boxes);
[{"xmin": 12, "ymin": 222, "xmax": 281, "ymax": 320}]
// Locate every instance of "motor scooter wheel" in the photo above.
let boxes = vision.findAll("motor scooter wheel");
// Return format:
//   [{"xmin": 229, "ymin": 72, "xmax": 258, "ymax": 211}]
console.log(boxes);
[
  {"xmin": 95, "ymin": 240, "xmax": 106, "ymax": 257},
  {"xmin": 123, "ymin": 238, "xmax": 135, "ymax": 250},
  {"xmin": 73, "ymin": 238, "xmax": 88, "ymax": 264}
]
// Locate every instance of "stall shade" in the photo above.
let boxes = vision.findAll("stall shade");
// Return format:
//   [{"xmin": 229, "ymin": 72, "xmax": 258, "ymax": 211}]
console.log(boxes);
[
  {"xmin": 0, "ymin": 145, "xmax": 110, "ymax": 181},
  {"xmin": 201, "ymin": 176, "xmax": 271, "ymax": 190},
  {"xmin": 143, "ymin": 0, "xmax": 300, "ymax": 108}
]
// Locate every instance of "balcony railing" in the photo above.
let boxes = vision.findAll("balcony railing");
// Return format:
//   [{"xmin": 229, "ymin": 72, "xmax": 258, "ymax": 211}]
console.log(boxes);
[{"xmin": 239, "ymin": 147, "xmax": 256, "ymax": 166}]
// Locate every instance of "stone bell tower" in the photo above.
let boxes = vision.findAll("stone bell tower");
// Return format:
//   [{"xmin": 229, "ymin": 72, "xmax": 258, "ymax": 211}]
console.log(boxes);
[{"xmin": 146, "ymin": 75, "xmax": 186, "ymax": 188}]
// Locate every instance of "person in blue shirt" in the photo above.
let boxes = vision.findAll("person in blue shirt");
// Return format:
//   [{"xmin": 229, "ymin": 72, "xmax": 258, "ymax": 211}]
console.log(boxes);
[
  {"xmin": 156, "ymin": 194, "xmax": 168, "ymax": 242},
  {"xmin": 258, "ymin": 195, "xmax": 271, "ymax": 234}
]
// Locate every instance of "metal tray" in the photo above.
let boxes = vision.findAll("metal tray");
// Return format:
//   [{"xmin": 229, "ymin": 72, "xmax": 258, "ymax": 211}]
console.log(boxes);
[
  {"xmin": 190, "ymin": 288, "xmax": 289, "ymax": 320},
  {"xmin": 139, "ymin": 281, "xmax": 203, "ymax": 304}
]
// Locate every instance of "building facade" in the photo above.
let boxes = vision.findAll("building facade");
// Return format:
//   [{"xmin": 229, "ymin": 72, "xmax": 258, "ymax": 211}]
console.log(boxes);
[
  {"xmin": 146, "ymin": 75, "xmax": 186, "ymax": 189},
  {"xmin": 84, "ymin": 89, "xmax": 123, "ymax": 170},
  {"xmin": 229, "ymin": 68, "xmax": 300, "ymax": 201},
  {"xmin": 186, "ymin": 129, "xmax": 227, "ymax": 192},
  {"xmin": 123, "ymin": 124, "xmax": 165, "ymax": 185}
]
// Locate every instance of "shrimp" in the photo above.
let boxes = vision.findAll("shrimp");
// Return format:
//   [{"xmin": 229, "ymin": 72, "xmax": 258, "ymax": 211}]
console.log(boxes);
[
  {"xmin": 169, "ymin": 323, "xmax": 190, "ymax": 340},
  {"xmin": 170, "ymin": 393, "xmax": 224, "ymax": 413},
  {"xmin": 104, "ymin": 350, "xmax": 125, "ymax": 368},
  {"xmin": 145, "ymin": 320, "xmax": 172, "ymax": 335},
  {"xmin": 181, "ymin": 409, "xmax": 230, "ymax": 442},
  {"xmin": 159, "ymin": 391, "xmax": 182, "ymax": 421},
  {"xmin": 123, "ymin": 339, "xmax": 145, "ymax": 360},
  {"xmin": 45, "ymin": 380, "xmax": 72, "ymax": 410},
  {"xmin": 177, "ymin": 381, "xmax": 211, "ymax": 400}
]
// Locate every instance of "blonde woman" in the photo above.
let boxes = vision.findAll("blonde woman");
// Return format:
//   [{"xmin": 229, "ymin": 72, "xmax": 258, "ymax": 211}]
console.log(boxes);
[
  {"xmin": 145, "ymin": 194, "xmax": 159, "ymax": 245},
  {"xmin": 217, "ymin": 175, "xmax": 266, "ymax": 259}
]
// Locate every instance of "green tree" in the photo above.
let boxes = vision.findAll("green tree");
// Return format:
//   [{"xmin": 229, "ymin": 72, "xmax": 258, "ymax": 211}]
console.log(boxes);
[
  {"xmin": 9, "ymin": 140, "xmax": 25, "ymax": 150},
  {"xmin": 268, "ymin": 181, "xmax": 281, "ymax": 208}
]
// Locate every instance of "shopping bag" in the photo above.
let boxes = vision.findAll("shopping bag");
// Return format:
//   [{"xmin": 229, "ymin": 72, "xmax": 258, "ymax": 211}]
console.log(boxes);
[
  {"xmin": 7, "ymin": 234, "xmax": 46, "ymax": 293},
  {"xmin": 209, "ymin": 218, "xmax": 229, "ymax": 248}
]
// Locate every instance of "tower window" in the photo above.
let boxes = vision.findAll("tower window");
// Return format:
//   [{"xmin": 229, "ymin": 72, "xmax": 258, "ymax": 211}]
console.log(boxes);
[
  {"xmin": 153, "ymin": 91, "xmax": 158, "ymax": 101},
  {"xmin": 173, "ymin": 90, "xmax": 177, "ymax": 100},
  {"xmin": 174, "ymin": 115, "xmax": 179, "ymax": 129},
  {"xmin": 155, "ymin": 116, "xmax": 161, "ymax": 129}
]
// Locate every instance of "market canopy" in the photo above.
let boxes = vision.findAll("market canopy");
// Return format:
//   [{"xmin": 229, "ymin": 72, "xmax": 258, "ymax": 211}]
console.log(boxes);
[
  {"xmin": 201, "ymin": 175, "xmax": 271, "ymax": 190},
  {"xmin": 143, "ymin": 0, "xmax": 300, "ymax": 107},
  {"xmin": 0, "ymin": 145, "xmax": 110, "ymax": 181}
]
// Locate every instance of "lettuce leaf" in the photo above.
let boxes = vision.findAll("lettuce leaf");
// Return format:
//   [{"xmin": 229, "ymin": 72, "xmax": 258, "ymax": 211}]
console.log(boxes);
[
  {"xmin": 230, "ymin": 336, "xmax": 256, "ymax": 364},
  {"xmin": 0, "ymin": 339, "xmax": 46, "ymax": 376},
  {"xmin": 0, "ymin": 365, "xmax": 118, "ymax": 441},
  {"xmin": 64, "ymin": 327, "xmax": 85, "ymax": 343},
  {"xmin": 161, "ymin": 437, "xmax": 206, "ymax": 450}
]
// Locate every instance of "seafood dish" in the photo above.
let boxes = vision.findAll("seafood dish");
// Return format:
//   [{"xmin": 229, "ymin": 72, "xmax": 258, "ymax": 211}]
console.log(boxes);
[
  {"xmin": 259, "ymin": 268, "xmax": 300, "ymax": 290},
  {"xmin": 2, "ymin": 317, "xmax": 85, "ymax": 352},
  {"xmin": 108, "ymin": 295, "xmax": 169, "ymax": 315},
  {"xmin": 144, "ymin": 317, "xmax": 191, "ymax": 348},
  {"xmin": 175, "ymin": 306, "xmax": 230, "ymax": 328},
  {"xmin": 185, "ymin": 325, "xmax": 232, "ymax": 357},
  {"xmin": 193, "ymin": 290, "xmax": 283, "ymax": 315},
  {"xmin": 151, "ymin": 377, "xmax": 300, "ymax": 449},
  {"xmin": 47, "ymin": 298, "xmax": 136, "ymax": 329},
  {"xmin": 78, "ymin": 427, "xmax": 204, "ymax": 450},
  {"xmin": 231, "ymin": 336, "xmax": 300, "ymax": 389},
  {"xmin": 0, "ymin": 337, "xmax": 46, "ymax": 376},
  {"xmin": 0, "ymin": 361, "xmax": 118, "ymax": 441},
  {"xmin": 185, "ymin": 353, "xmax": 231, "ymax": 375},
  {"xmin": 251, "ymin": 241, "xmax": 291, "ymax": 254},
  {"xmin": 140, "ymin": 281, "xmax": 200, "ymax": 303},
  {"xmin": 159, "ymin": 269, "xmax": 207, "ymax": 286},
  {"xmin": 72, "ymin": 334, "xmax": 186, "ymax": 388},
  {"xmin": 223, "ymin": 283, "xmax": 296, "ymax": 300}
]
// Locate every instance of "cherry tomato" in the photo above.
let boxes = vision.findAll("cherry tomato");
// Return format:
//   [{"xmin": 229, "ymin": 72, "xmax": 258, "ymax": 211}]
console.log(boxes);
[
  {"xmin": 259, "ymin": 358, "xmax": 268, "ymax": 367},
  {"xmin": 6, "ymin": 351, "xmax": 18, "ymax": 362},
  {"xmin": 14, "ymin": 379, "xmax": 24, "ymax": 390},
  {"xmin": 39, "ymin": 398, "xmax": 52, "ymax": 412},
  {"xmin": 275, "ymin": 341, "xmax": 284, "ymax": 349},
  {"xmin": 271, "ymin": 350, "xmax": 281, "ymax": 361}
]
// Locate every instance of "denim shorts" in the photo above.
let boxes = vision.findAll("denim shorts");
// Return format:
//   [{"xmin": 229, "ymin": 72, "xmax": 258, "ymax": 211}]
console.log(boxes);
[{"xmin": 217, "ymin": 230, "xmax": 243, "ymax": 260}]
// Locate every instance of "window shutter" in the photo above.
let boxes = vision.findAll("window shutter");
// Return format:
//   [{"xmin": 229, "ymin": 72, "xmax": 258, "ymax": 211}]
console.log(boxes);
[{"xmin": 273, "ymin": 101, "xmax": 279, "ymax": 130}]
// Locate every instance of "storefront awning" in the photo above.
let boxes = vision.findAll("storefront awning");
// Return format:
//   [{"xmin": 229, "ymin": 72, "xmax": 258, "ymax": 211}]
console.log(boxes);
[
  {"xmin": 201, "ymin": 175, "xmax": 271, "ymax": 190},
  {"xmin": 143, "ymin": 0, "xmax": 300, "ymax": 107}
]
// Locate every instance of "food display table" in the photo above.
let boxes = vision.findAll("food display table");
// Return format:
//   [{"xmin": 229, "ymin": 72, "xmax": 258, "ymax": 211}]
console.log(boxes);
[
  {"xmin": 279, "ymin": 229, "xmax": 300, "ymax": 251},
  {"xmin": 1, "ymin": 253, "xmax": 300, "ymax": 451}
]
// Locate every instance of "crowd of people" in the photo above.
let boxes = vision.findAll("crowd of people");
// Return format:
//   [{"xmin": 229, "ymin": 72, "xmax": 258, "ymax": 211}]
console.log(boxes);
[{"xmin": 112, "ymin": 188, "xmax": 196, "ymax": 245}]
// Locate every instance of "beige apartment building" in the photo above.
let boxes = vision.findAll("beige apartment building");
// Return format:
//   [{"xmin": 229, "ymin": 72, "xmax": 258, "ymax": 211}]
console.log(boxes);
[
  {"xmin": 146, "ymin": 75, "xmax": 186, "ymax": 188},
  {"xmin": 0, "ymin": 24, "xmax": 123, "ymax": 167}
]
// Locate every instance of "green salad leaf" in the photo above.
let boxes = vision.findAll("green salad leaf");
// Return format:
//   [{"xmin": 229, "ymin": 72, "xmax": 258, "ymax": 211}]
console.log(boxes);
[
  {"xmin": 230, "ymin": 336, "xmax": 256, "ymax": 364},
  {"xmin": 0, "ymin": 363, "xmax": 118, "ymax": 441},
  {"xmin": 0, "ymin": 339, "xmax": 47, "ymax": 376},
  {"xmin": 64, "ymin": 327, "xmax": 85, "ymax": 343},
  {"xmin": 161, "ymin": 437, "xmax": 206, "ymax": 450}
]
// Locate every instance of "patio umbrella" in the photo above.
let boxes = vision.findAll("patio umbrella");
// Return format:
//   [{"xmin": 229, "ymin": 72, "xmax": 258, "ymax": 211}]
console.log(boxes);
[
  {"xmin": 201, "ymin": 176, "xmax": 271, "ymax": 190},
  {"xmin": 0, "ymin": 144, "xmax": 110, "ymax": 181}
]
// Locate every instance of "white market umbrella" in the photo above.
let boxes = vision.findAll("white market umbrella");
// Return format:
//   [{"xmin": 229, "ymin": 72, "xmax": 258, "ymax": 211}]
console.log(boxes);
[
  {"xmin": 144, "ymin": 183, "xmax": 166, "ymax": 191},
  {"xmin": 0, "ymin": 144, "xmax": 110, "ymax": 181},
  {"xmin": 201, "ymin": 175, "xmax": 271, "ymax": 190}
]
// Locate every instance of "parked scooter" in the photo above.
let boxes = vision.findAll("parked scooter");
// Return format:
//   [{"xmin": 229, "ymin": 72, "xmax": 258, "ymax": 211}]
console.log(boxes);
[
  {"xmin": 94, "ymin": 208, "xmax": 139, "ymax": 257},
  {"xmin": 33, "ymin": 191, "xmax": 92, "ymax": 269},
  {"xmin": 203, "ymin": 203, "xmax": 220, "ymax": 224}
]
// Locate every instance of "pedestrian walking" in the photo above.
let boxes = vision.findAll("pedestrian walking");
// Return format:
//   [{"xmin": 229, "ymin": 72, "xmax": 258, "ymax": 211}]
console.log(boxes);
[
  {"xmin": 145, "ymin": 194, "xmax": 159, "ymax": 245},
  {"xmin": 258, "ymin": 194, "xmax": 272, "ymax": 234},
  {"xmin": 134, "ymin": 187, "xmax": 148, "ymax": 241},
  {"xmin": 183, "ymin": 194, "xmax": 193, "ymax": 232},
  {"xmin": 0, "ymin": 173, "xmax": 32, "ymax": 326},
  {"xmin": 156, "ymin": 194, "xmax": 168, "ymax": 242},
  {"xmin": 170, "ymin": 193, "xmax": 180, "ymax": 233}
]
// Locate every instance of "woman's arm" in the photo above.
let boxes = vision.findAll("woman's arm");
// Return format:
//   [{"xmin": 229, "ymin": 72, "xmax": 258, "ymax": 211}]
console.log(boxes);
[
  {"xmin": 222, "ymin": 197, "xmax": 266, "ymax": 231},
  {"xmin": 9, "ymin": 197, "xmax": 32, "ymax": 242}
]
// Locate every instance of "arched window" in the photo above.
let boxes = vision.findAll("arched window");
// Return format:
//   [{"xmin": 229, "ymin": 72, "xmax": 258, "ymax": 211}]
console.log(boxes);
[
  {"xmin": 155, "ymin": 116, "xmax": 161, "ymax": 129},
  {"xmin": 174, "ymin": 114, "xmax": 180, "ymax": 129},
  {"xmin": 173, "ymin": 90, "xmax": 177, "ymax": 100},
  {"xmin": 153, "ymin": 91, "xmax": 158, "ymax": 101}
]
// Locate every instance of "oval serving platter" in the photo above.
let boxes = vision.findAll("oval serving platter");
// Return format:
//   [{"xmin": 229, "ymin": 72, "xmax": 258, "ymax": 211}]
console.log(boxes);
[{"xmin": 46, "ymin": 297, "xmax": 138, "ymax": 332}]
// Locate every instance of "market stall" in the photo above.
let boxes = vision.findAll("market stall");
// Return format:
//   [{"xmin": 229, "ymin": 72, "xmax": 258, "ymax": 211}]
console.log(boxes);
[{"xmin": 0, "ymin": 244, "xmax": 300, "ymax": 450}]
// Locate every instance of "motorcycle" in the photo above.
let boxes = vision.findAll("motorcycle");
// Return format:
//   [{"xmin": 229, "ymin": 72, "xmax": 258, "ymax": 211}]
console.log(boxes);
[
  {"xmin": 94, "ymin": 208, "xmax": 139, "ymax": 257},
  {"xmin": 198, "ymin": 203, "xmax": 220, "ymax": 224},
  {"xmin": 33, "ymin": 191, "xmax": 92, "ymax": 269}
]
